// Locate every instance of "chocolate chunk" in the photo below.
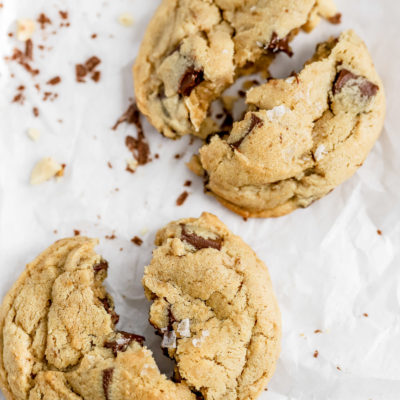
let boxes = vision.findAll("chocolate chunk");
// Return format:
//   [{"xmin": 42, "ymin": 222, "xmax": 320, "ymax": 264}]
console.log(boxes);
[
  {"xmin": 93, "ymin": 260, "xmax": 109, "ymax": 272},
  {"xmin": 327, "ymin": 13, "xmax": 342, "ymax": 24},
  {"xmin": 176, "ymin": 191, "xmax": 189, "ymax": 206},
  {"xmin": 102, "ymin": 368, "xmax": 114, "ymax": 400},
  {"xmin": 100, "ymin": 297, "xmax": 120, "ymax": 325},
  {"xmin": 178, "ymin": 67, "xmax": 204, "ymax": 97},
  {"xmin": 333, "ymin": 69, "xmax": 379, "ymax": 97},
  {"xmin": 104, "ymin": 331, "xmax": 145, "ymax": 356},
  {"xmin": 267, "ymin": 32, "xmax": 293, "ymax": 57},
  {"xmin": 180, "ymin": 224, "xmax": 222, "ymax": 251},
  {"xmin": 231, "ymin": 114, "xmax": 263, "ymax": 149}
]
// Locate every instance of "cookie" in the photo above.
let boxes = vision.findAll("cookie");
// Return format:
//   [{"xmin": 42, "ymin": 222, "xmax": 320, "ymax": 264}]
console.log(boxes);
[
  {"xmin": 0, "ymin": 237, "xmax": 193, "ymax": 400},
  {"xmin": 0, "ymin": 213, "xmax": 281, "ymax": 400},
  {"xmin": 134, "ymin": 0, "xmax": 339, "ymax": 139},
  {"xmin": 143, "ymin": 212, "xmax": 281, "ymax": 399},
  {"xmin": 191, "ymin": 30, "xmax": 386, "ymax": 218}
]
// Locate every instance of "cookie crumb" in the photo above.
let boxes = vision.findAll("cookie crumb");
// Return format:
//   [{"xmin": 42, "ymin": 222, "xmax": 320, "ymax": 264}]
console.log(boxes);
[
  {"xmin": 118, "ymin": 12, "xmax": 134, "ymax": 27},
  {"xmin": 55, "ymin": 164, "xmax": 66, "ymax": 177},
  {"xmin": 73, "ymin": 229, "xmax": 80, "ymax": 236},
  {"xmin": 27, "ymin": 128, "xmax": 40, "ymax": 141},
  {"xmin": 131, "ymin": 236, "xmax": 143, "ymax": 246},
  {"xmin": 16, "ymin": 18, "xmax": 36, "ymax": 41},
  {"xmin": 328, "ymin": 13, "xmax": 342, "ymax": 25},
  {"xmin": 176, "ymin": 191, "xmax": 189, "ymax": 206},
  {"xmin": 126, "ymin": 158, "xmax": 138, "ymax": 173},
  {"xmin": 313, "ymin": 350, "xmax": 319, "ymax": 358},
  {"xmin": 30, "ymin": 157, "xmax": 63, "ymax": 185}
]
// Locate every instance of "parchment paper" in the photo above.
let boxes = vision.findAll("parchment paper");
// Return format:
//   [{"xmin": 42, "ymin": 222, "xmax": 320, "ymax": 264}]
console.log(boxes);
[{"xmin": 0, "ymin": 1, "xmax": 399, "ymax": 399}]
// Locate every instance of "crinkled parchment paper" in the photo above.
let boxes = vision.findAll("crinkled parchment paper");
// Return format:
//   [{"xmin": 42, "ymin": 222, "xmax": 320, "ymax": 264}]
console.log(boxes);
[{"xmin": 0, "ymin": 0, "xmax": 399, "ymax": 399}]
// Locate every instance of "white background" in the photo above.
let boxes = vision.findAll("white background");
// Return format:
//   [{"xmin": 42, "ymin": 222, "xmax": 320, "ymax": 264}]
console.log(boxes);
[{"xmin": 0, "ymin": 1, "xmax": 399, "ymax": 399}]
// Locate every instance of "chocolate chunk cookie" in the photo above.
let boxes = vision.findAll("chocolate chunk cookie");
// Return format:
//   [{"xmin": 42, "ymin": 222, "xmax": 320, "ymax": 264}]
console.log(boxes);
[
  {"xmin": 143, "ymin": 212, "xmax": 281, "ymax": 399},
  {"xmin": 0, "ymin": 214, "xmax": 281, "ymax": 400},
  {"xmin": 191, "ymin": 30, "xmax": 386, "ymax": 218},
  {"xmin": 0, "ymin": 237, "xmax": 193, "ymax": 400},
  {"xmin": 134, "ymin": 0, "xmax": 338, "ymax": 139}
]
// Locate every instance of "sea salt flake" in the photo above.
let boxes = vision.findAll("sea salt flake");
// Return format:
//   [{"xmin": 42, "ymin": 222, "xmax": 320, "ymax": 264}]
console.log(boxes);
[
  {"xmin": 161, "ymin": 331, "xmax": 177, "ymax": 349},
  {"xmin": 266, "ymin": 105, "xmax": 290, "ymax": 122},
  {"xmin": 192, "ymin": 338, "xmax": 201, "ymax": 347},
  {"xmin": 314, "ymin": 144, "xmax": 327, "ymax": 161},
  {"xmin": 285, "ymin": 76, "xmax": 296, "ymax": 84},
  {"xmin": 177, "ymin": 318, "xmax": 191, "ymax": 338},
  {"xmin": 202, "ymin": 330, "xmax": 209, "ymax": 337}
]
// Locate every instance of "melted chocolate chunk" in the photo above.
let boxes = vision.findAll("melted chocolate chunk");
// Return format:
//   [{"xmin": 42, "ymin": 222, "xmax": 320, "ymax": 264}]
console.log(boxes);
[
  {"xmin": 104, "ymin": 331, "xmax": 145, "ymax": 356},
  {"xmin": 333, "ymin": 69, "xmax": 379, "ymax": 97},
  {"xmin": 100, "ymin": 297, "xmax": 120, "ymax": 325},
  {"xmin": 267, "ymin": 32, "xmax": 293, "ymax": 57},
  {"xmin": 102, "ymin": 368, "xmax": 114, "ymax": 400},
  {"xmin": 93, "ymin": 260, "xmax": 108, "ymax": 273},
  {"xmin": 180, "ymin": 224, "xmax": 222, "ymax": 251},
  {"xmin": 178, "ymin": 67, "xmax": 204, "ymax": 97},
  {"xmin": 231, "ymin": 114, "xmax": 263, "ymax": 149}
]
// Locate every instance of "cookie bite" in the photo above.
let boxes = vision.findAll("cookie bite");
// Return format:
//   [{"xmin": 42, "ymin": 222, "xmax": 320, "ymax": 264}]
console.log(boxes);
[
  {"xmin": 192, "ymin": 30, "xmax": 385, "ymax": 218},
  {"xmin": 134, "ymin": 0, "xmax": 339, "ymax": 139}
]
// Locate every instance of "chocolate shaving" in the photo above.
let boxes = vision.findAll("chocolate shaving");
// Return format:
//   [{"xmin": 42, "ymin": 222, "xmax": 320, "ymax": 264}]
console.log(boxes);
[
  {"xmin": 75, "ymin": 64, "xmax": 87, "ymax": 82},
  {"xmin": 327, "ymin": 13, "xmax": 342, "ymax": 24},
  {"xmin": 184, "ymin": 180, "xmax": 192, "ymax": 187},
  {"xmin": 102, "ymin": 368, "xmax": 114, "ymax": 400},
  {"xmin": 178, "ymin": 67, "xmax": 204, "ymax": 97},
  {"xmin": 59, "ymin": 11, "xmax": 68, "ymax": 20},
  {"xmin": 131, "ymin": 236, "xmax": 143, "ymax": 246},
  {"xmin": 93, "ymin": 260, "xmax": 109, "ymax": 272},
  {"xmin": 180, "ymin": 224, "xmax": 222, "ymax": 251},
  {"xmin": 114, "ymin": 103, "xmax": 150, "ymax": 165},
  {"xmin": 100, "ymin": 297, "xmax": 120, "ymax": 325},
  {"xmin": 25, "ymin": 39, "xmax": 33, "ymax": 60},
  {"xmin": 85, "ymin": 56, "xmax": 101, "ymax": 72},
  {"xmin": 333, "ymin": 69, "xmax": 379, "ymax": 97},
  {"xmin": 73, "ymin": 229, "xmax": 80, "ymax": 236},
  {"xmin": 104, "ymin": 331, "xmax": 145, "ymax": 356},
  {"xmin": 176, "ymin": 191, "xmax": 189, "ymax": 206},
  {"xmin": 91, "ymin": 70, "xmax": 101, "ymax": 82},
  {"xmin": 37, "ymin": 13, "xmax": 51, "ymax": 29},
  {"xmin": 47, "ymin": 76, "xmax": 61, "ymax": 85},
  {"xmin": 33, "ymin": 107, "xmax": 39, "ymax": 117},
  {"xmin": 230, "ymin": 114, "xmax": 263, "ymax": 149},
  {"xmin": 267, "ymin": 32, "xmax": 293, "ymax": 57}
]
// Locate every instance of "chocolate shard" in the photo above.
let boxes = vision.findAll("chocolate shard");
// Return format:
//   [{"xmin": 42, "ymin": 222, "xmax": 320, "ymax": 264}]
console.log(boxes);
[
  {"xmin": 178, "ymin": 67, "xmax": 204, "ymax": 97},
  {"xmin": 333, "ymin": 69, "xmax": 379, "ymax": 97},
  {"xmin": 85, "ymin": 56, "xmax": 101, "ymax": 72},
  {"xmin": 180, "ymin": 224, "xmax": 222, "ymax": 251},
  {"xmin": 231, "ymin": 114, "xmax": 263, "ymax": 149},
  {"xmin": 93, "ymin": 260, "xmax": 109, "ymax": 272},
  {"xmin": 267, "ymin": 32, "xmax": 293, "ymax": 57},
  {"xmin": 102, "ymin": 368, "xmax": 114, "ymax": 400},
  {"xmin": 100, "ymin": 297, "xmax": 120, "ymax": 325},
  {"xmin": 104, "ymin": 331, "xmax": 145, "ymax": 357}
]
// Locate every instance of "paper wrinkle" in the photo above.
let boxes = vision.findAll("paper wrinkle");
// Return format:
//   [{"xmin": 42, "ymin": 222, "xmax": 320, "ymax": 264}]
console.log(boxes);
[{"xmin": 0, "ymin": 0, "xmax": 400, "ymax": 399}]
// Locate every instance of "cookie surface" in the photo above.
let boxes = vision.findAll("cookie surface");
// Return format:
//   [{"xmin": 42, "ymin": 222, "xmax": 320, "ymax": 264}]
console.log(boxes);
[
  {"xmin": 0, "ymin": 214, "xmax": 281, "ymax": 400},
  {"xmin": 143, "ymin": 212, "xmax": 281, "ymax": 399},
  {"xmin": 193, "ymin": 30, "xmax": 386, "ymax": 218},
  {"xmin": 134, "ymin": 0, "xmax": 338, "ymax": 139}
]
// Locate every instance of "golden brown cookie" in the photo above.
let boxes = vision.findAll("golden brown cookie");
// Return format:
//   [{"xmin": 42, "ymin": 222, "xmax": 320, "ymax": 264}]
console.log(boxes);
[
  {"xmin": 191, "ymin": 30, "xmax": 386, "ymax": 218},
  {"xmin": 134, "ymin": 0, "xmax": 339, "ymax": 139}
]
